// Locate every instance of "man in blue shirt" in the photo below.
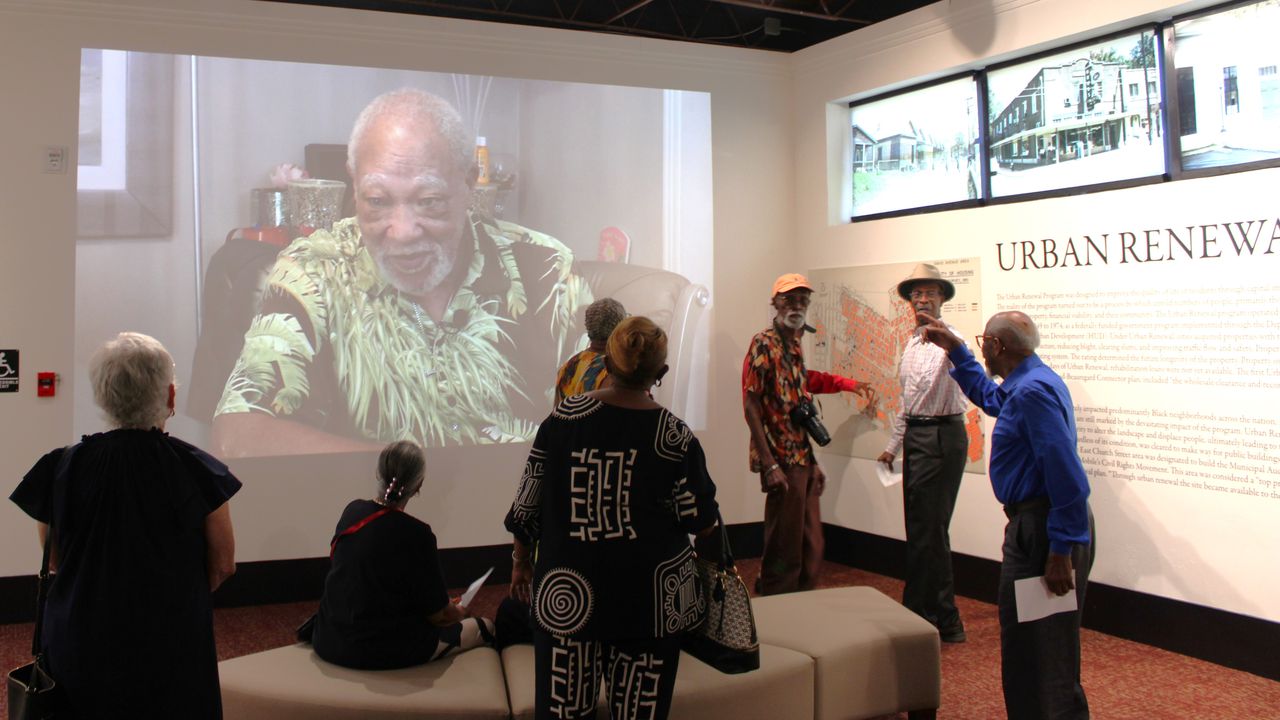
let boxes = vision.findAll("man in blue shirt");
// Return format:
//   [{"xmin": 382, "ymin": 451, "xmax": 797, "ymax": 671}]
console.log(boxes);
[{"xmin": 919, "ymin": 309, "xmax": 1094, "ymax": 720}]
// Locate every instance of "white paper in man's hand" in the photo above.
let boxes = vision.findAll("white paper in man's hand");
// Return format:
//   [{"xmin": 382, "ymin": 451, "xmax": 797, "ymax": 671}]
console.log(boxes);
[
  {"xmin": 459, "ymin": 567, "xmax": 494, "ymax": 609},
  {"xmin": 876, "ymin": 463, "xmax": 903, "ymax": 488},
  {"xmin": 1014, "ymin": 574, "xmax": 1077, "ymax": 623}
]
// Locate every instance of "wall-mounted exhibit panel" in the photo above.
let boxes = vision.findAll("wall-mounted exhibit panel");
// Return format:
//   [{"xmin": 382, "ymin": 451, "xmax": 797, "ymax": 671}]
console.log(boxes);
[
  {"xmin": 1172, "ymin": 0, "xmax": 1280, "ymax": 173},
  {"xmin": 848, "ymin": 76, "xmax": 982, "ymax": 218},
  {"xmin": 985, "ymin": 28, "xmax": 1165, "ymax": 199}
]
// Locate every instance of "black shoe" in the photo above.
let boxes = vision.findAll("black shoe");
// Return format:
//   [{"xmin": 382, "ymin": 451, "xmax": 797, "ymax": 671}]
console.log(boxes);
[{"xmin": 939, "ymin": 626, "xmax": 967, "ymax": 644}]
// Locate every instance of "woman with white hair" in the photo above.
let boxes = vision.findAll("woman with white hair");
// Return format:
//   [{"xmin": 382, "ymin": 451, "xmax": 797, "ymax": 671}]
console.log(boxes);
[{"xmin": 9, "ymin": 331, "xmax": 240, "ymax": 718}]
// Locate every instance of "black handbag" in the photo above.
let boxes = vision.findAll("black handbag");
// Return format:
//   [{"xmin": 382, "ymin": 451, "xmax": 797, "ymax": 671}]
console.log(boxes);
[
  {"xmin": 7, "ymin": 447, "xmax": 74, "ymax": 720},
  {"xmin": 683, "ymin": 513, "xmax": 760, "ymax": 674},
  {"xmin": 7, "ymin": 659, "xmax": 58, "ymax": 720}
]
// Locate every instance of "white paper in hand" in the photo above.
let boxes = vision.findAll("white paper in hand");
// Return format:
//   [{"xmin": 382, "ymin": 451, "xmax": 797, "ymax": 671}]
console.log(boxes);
[
  {"xmin": 876, "ymin": 463, "xmax": 903, "ymax": 488},
  {"xmin": 459, "ymin": 567, "xmax": 494, "ymax": 609},
  {"xmin": 1014, "ymin": 574, "xmax": 1077, "ymax": 623}
]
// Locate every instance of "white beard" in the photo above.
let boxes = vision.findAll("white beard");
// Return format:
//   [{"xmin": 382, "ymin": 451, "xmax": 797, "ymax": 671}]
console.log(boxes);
[
  {"xmin": 780, "ymin": 310, "xmax": 806, "ymax": 331},
  {"xmin": 373, "ymin": 238, "xmax": 458, "ymax": 296}
]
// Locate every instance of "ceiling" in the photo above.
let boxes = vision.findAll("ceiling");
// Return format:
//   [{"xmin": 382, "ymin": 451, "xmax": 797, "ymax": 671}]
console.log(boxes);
[{"xmin": 266, "ymin": 0, "xmax": 938, "ymax": 52}]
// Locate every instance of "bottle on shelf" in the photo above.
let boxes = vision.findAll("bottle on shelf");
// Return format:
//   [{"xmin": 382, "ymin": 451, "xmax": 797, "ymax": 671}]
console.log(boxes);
[{"xmin": 475, "ymin": 136, "xmax": 490, "ymax": 186}]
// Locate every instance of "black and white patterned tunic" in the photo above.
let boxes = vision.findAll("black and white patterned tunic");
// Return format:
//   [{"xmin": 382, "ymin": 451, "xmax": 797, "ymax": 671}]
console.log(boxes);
[{"xmin": 505, "ymin": 397, "xmax": 718, "ymax": 641}]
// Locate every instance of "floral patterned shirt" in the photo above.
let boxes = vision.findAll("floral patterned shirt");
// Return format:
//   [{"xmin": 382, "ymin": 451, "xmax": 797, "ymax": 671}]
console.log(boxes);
[
  {"xmin": 214, "ymin": 214, "xmax": 592, "ymax": 447},
  {"xmin": 554, "ymin": 349, "xmax": 609, "ymax": 405},
  {"xmin": 742, "ymin": 325, "xmax": 861, "ymax": 470}
]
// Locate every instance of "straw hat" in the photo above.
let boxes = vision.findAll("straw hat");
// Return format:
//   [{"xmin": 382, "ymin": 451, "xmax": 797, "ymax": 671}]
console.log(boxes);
[{"xmin": 896, "ymin": 263, "xmax": 955, "ymax": 302}]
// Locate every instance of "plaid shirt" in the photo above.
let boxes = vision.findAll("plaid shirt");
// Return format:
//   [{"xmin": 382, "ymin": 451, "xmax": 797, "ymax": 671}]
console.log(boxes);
[
  {"xmin": 742, "ymin": 326, "xmax": 860, "ymax": 470},
  {"xmin": 882, "ymin": 325, "xmax": 970, "ymax": 457}
]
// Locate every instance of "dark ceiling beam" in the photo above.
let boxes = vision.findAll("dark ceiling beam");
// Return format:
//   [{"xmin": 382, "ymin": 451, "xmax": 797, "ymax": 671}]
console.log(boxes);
[
  {"xmin": 705, "ymin": 0, "xmax": 871, "ymax": 25},
  {"xmin": 665, "ymin": 0, "xmax": 688, "ymax": 36},
  {"xmin": 389, "ymin": 0, "xmax": 741, "ymax": 44},
  {"xmin": 606, "ymin": 0, "xmax": 657, "ymax": 25}
]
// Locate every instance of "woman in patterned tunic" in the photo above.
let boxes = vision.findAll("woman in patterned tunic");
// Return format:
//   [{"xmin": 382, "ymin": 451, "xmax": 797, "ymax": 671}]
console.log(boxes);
[{"xmin": 505, "ymin": 316, "xmax": 719, "ymax": 720}]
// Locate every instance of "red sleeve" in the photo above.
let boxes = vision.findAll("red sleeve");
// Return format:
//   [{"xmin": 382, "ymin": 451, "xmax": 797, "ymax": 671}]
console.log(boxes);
[{"xmin": 805, "ymin": 370, "xmax": 860, "ymax": 395}]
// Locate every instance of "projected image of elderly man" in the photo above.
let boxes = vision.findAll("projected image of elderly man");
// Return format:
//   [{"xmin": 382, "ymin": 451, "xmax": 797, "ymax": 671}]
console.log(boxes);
[
  {"xmin": 213, "ymin": 89, "xmax": 592, "ymax": 456},
  {"xmin": 917, "ymin": 310, "xmax": 1095, "ymax": 720}
]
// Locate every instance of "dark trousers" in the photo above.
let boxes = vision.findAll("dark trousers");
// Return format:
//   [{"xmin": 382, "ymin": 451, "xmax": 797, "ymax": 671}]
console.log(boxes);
[
  {"xmin": 902, "ymin": 420, "xmax": 968, "ymax": 631},
  {"xmin": 998, "ymin": 502, "xmax": 1095, "ymax": 720},
  {"xmin": 533, "ymin": 630, "xmax": 682, "ymax": 720},
  {"xmin": 760, "ymin": 463, "xmax": 824, "ymax": 595}
]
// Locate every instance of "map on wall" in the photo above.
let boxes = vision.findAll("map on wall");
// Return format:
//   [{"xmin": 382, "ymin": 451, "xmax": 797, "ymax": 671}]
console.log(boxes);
[{"xmin": 806, "ymin": 257, "xmax": 987, "ymax": 471}]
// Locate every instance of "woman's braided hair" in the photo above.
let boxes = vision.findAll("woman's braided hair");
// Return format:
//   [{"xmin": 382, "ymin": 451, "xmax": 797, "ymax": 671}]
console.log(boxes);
[{"xmin": 377, "ymin": 440, "xmax": 425, "ymax": 505}]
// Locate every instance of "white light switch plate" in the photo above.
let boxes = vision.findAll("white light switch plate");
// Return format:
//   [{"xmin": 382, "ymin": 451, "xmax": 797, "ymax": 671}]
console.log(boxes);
[{"xmin": 44, "ymin": 145, "xmax": 68, "ymax": 174}]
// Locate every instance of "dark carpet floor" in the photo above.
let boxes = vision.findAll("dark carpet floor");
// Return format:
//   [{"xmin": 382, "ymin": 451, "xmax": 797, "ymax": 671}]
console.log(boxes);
[{"xmin": 2, "ymin": 559, "xmax": 1276, "ymax": 718}]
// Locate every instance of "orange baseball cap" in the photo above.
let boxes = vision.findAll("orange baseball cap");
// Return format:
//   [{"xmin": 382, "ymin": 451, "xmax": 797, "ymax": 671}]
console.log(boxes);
[{"xmin": 772, "ymin": 273, "xmax": 813, "ymax": 297}]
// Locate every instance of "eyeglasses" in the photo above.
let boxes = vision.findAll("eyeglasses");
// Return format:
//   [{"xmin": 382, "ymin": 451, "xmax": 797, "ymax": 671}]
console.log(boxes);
[
  {"xmin": 908, "ymin": 288, "xmax": 942, "ymax": 300},
  {"xmin": 975, "ymin": 334, "xmax": 1002, "ymax": 350}
]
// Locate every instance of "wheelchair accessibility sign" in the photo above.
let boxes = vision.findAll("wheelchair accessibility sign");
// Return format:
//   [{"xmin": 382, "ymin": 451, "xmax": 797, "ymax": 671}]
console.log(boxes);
[{"xmin": 0, "ymin": 349, "xmax": 17, "ymax": 392}]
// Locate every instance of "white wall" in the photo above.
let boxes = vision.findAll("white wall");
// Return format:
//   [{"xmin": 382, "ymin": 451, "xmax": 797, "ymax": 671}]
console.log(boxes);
[
  {"xmin": 790, "ymin": 0, "xmax": 1280, "ymax": 623},
  {"xmin": 5, "ymin": 0, "xmax": 1271, "ymax": 626},
  {"xmin": 0, "ymin": 0, "xmax": 790, "ymax": 575}
]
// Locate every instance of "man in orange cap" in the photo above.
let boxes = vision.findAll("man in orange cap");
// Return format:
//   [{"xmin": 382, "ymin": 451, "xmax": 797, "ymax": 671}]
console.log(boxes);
[{"xmin": 742, "ymin": 273, "xmax": 875, "ymax": 594}]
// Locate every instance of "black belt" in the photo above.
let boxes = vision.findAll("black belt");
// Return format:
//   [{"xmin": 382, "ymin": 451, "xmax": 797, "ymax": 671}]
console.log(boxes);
[
  {"xmin": 905, "ymin": 414, "xmax": 964, "ymax": 427},
  {"xmin": 1003, "ymin": 496, "xmax": 1050, "ymax": 519}
]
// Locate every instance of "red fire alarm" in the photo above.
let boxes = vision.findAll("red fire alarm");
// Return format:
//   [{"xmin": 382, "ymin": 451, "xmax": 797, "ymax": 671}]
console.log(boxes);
[{"xmin": 37, "ymin": 372, "xmax": 57, "ymax": 397}]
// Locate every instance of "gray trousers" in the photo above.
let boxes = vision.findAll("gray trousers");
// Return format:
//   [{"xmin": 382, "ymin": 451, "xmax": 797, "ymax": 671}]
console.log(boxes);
[
  {"xmin": 901, "ymin": 420, "xmax": 968, "ymax": 631},
  {"xmin": 998, "ymin": 501, "xmax": 1095, "ymax": 720}
]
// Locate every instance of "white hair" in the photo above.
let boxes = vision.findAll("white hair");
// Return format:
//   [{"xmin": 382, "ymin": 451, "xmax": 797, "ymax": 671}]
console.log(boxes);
[
  {"xmin": 347, "ymin": 88, "xmax": 473, "ymax": 177},
  {"xmin": 89, "ymin": 332, "xmax": 174, "ymax": 429}
]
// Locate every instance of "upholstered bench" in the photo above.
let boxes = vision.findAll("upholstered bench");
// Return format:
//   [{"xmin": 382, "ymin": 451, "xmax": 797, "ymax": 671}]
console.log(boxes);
[
  {"xmin": 219, "ymin": 586, "xmax": 937, "ymax": 719},
  {"xmin": 501, "ymin": 643, "xmax": 815, "ymax": 720},
  {"xmin": 219, "ymin": 643, "xmax": 510, "ymax": 719},
  {"xmin": 752, "ymin": 586, "xmax": 941, "ymax": 720}
]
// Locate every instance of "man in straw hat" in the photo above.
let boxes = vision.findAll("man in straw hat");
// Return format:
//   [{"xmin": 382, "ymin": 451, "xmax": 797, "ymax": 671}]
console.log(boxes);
[
  {"xmin": 877, "ymin": 263, "xmax": 971, "ymax": 642},
  {"xmin": 743, "ymin": 273, "xmax": 875, "ymax": 595}
]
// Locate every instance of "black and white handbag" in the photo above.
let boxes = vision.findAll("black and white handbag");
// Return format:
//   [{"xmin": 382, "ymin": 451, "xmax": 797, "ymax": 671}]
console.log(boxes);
[{"xmin": 682, "ymin": 513, "xmax": 760, "ymax": 674}]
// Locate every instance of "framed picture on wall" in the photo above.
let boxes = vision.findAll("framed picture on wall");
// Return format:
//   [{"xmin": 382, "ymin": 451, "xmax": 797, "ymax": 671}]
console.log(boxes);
[
  {"xmin": 1171, "ymin": 0, "xmax": 1280, "ymax": 175},
  {"xmin": 985, "ymin": 27, "xmax": 1165, "ymax": 199},
  {"xmin": 76, "ymin": 50, "xmax": 174, "ymax": 239},
  {"xmin": 848, "ymin": 73, "xmax": 982, "ymax": 220}
]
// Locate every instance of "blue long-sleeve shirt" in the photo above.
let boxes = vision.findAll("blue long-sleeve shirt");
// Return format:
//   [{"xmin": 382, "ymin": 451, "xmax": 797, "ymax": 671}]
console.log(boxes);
[{"xmin": 947, "ymin": 346, "xmax": 1091, "ymax": 554}]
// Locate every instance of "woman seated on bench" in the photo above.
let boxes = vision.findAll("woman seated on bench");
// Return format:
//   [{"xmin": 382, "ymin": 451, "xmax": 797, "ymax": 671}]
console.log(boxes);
[{"xmin": 312, "ymin": 441, "xmax": 493, "ymax": 669}]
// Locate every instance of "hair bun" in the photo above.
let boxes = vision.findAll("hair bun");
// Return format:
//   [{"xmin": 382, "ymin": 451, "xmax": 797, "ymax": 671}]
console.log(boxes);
[{"xmin": 605, "ymin": 316, "xmax": 667, "ymax": 387}]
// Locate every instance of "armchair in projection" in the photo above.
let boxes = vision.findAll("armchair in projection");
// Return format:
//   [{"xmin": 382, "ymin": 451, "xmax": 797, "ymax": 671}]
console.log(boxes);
[{"xmin": 574, "ymin": 261, "xmax": 710, "ymax": 420}]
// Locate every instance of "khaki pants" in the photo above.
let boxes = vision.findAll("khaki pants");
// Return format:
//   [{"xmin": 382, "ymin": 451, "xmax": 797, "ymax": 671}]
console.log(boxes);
[{"xmin": 759, "ymin": 463, "xmax": 823, "ymax": 595}]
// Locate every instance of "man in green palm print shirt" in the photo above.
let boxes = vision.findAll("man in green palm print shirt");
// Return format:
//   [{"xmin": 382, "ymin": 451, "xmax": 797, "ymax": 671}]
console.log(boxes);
[{"xmin": 212, "ymin": 89, "xmax": 591, "ymax": 457}]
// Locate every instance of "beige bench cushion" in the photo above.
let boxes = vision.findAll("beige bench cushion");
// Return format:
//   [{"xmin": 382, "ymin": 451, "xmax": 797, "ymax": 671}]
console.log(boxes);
[
  {"xmin": 502, "ymin": 642, "xmax": 814, "ymax": 720},
  {"xmin": 752, "ymin": 586, "xmax": 941, "ymax": 720},
  {"xmin": 220, "ymin": 644, "xmax": 510, "ymax": 720}
]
